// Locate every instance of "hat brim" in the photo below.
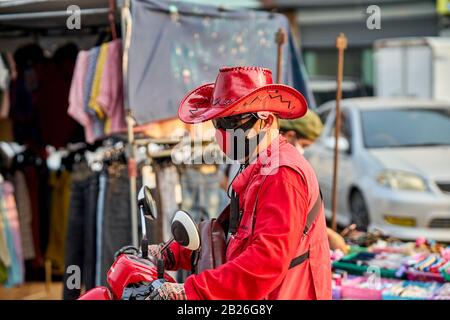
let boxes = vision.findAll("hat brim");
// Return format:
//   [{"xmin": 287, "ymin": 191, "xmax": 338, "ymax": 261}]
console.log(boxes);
[{"xmin": 178, "ymin": 83, "xmax": 308, "ymax": 124}]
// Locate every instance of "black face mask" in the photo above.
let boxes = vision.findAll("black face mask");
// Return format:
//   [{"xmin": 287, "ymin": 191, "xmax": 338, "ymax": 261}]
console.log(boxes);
[
  {"xmin": 218, "ymin": 117, "xmax": 266, "ymax": 162},
  {"xmin": 234, "ymin": 125, "xmax": 266, "ymax": 162}
]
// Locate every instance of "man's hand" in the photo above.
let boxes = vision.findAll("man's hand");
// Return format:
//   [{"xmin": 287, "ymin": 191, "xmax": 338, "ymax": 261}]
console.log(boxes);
[
  {"xmin": 327, "ymin": 228, "xmax": 349, "ymax": 254},
  {"xmin": 150, "ymin": 282, "xmax": 186, "ymax": 300},
  {"xmin": 148, "ymin": 243, "xmax": 175, "ymax": 269},
  {"xmin": 148, "ymin": 244, "xmax": 164, "ymax": 259}
]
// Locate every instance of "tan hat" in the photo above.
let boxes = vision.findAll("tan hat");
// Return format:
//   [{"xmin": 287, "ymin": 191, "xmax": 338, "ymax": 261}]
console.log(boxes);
[{"xmin": 279, "ymin": 109, "xmax": 323, "ymax": 141}]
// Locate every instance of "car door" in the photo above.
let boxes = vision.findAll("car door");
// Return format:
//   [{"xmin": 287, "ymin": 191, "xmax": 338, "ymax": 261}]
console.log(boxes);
[
  {"xmin": 336, "ymin": 110, "xmax": 354, "ymax": 223},
  {"xmin": 309, "ymin": 109, "xmax": 335, "ymax": 211},
  {"xmin": 314, "ymin": 108, "xmax": 354, "ymax": 223}
]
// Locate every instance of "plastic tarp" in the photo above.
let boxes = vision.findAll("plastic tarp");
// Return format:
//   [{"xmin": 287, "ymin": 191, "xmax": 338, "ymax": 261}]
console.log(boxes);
[{"xmin": 128, "ymin": 0, "xmax": 314, "ymax": 124}]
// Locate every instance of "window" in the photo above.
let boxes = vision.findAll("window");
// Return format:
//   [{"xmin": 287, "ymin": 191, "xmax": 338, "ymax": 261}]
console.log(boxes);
[
  {"xmin": 328, "ymin": 111, "xmax": 352, "ymax": 141},
  {"xmin": 326, "ymin": 110, "xmax": 352, "ymax": 153},
  {"xmin": 318, "ymin": 109, "xmax": 331, "ymax": 125},
  {"xmin": 361, "ymin": 108, "xmax": 450, "ymax": 148}
]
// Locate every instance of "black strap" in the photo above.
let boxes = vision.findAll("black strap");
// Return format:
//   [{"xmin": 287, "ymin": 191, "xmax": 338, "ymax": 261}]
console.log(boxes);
[
  {"xmin": 229, "ymin": 191, "xmax": 240, "ymax": 235},
  {"xmin": 288, "ymin": 250, "xmax": 310, "ymax": 269},
  {"xmin": 302, "ymin": 189, "xmax": 323, "ymax": 236},
  {"xmin": 288, "ymin": 189, "xmax": 324, "ymax": 270},
  {"xmin": 227, "ymin": 164, "xmax": 247, "ymax": 236}
]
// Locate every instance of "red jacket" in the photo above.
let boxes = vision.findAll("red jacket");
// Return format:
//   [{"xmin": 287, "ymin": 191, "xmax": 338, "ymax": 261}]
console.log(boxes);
[{"xmin": 170, "ymin": 136, "xmax": 332, "ymax": 300}]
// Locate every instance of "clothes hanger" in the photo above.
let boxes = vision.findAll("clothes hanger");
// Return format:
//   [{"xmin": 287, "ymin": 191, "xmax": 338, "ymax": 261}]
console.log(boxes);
[{"xmin": 108, "ymin": 0, "xmax": 118, "ymax": 41}]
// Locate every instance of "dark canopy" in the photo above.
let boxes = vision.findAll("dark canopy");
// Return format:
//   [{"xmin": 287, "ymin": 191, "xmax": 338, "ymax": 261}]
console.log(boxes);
[{"xmin": 128, "ymin": 0, "xmax": 314, "ymax": 124}]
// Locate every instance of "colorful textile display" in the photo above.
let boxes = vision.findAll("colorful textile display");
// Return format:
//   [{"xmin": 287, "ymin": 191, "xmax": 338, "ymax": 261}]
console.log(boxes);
[{"xmin": 68, "ymin": 40, "xmax": 126, "ymax": 144}]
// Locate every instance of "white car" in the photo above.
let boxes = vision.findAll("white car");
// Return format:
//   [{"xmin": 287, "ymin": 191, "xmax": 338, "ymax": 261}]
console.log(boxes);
[{"xmin": 304, "ymin": 98, "xmax": 450, "ymax": 242}]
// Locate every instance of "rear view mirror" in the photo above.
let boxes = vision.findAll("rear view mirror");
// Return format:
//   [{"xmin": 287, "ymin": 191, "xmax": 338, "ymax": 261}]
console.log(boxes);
[
  {"xmin": 324, "ymin": 136, "xmax": 350, "ymax": 153},
  {"xmin": 171, "ymin": 210, "xmax": 200, "ymax": 251},
  {"xmin": 138, "ymin": 186, "xmax": 157, "ymax": 220}
]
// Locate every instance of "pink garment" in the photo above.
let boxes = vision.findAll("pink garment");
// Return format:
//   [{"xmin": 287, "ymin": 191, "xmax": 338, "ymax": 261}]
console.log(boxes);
[
  {"xmin": 97, "ymin": 40, "xmax": 126, "ymax": 133},
  {"xmin": 68, "ymin": 51, "xmax": 95, "ymax": 143},
  {"xmin": 2, "ymin": 181, "xmax": 24, "ymax": 281}
]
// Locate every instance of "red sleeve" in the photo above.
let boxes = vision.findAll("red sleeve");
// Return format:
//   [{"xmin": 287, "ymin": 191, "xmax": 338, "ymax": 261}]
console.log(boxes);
[
  {"xmin": 168, "ymin": 241, "xmax": 193, "ymax": 271},
  {"xmin": 184, "ymin": 167, "xmax": 309, "ymax": 300}
]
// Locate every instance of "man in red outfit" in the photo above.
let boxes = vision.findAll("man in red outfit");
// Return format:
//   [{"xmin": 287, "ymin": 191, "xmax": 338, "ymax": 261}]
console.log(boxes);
[{"xmin": 149, "ymin": 66, "xmax": 332, "ymax": 300}]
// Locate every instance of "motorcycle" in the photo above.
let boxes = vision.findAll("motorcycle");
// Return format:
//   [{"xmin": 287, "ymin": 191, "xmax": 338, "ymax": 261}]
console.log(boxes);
[{"xmin": 78, "ymin": 185, "xmax": 201, "ymax": 300}]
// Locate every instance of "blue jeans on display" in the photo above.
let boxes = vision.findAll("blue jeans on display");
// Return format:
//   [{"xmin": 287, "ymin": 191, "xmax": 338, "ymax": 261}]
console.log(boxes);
[
  {"xmin": 62, "ymin": 164, "xmax": 98, "ymax": 300},
  {"xmin": 95, "ymin": 171, "xmax": 107, "ymax": 286}
]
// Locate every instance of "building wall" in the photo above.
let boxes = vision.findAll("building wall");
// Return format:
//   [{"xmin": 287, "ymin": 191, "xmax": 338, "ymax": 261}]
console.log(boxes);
[{"xmin": 285, "ymin": 0, "xmax": 440, "ymax": 99}]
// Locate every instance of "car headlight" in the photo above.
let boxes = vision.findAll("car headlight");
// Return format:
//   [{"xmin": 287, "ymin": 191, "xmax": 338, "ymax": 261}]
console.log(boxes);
[{"xmin": 376, "ymin": 170, "xmax": 428, "ymax": 192}]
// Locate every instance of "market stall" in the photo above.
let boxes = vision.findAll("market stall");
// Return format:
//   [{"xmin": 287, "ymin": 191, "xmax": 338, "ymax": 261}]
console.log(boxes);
[
  {"xmin": 1, "ymin": 0, "xmax": 315, "ymax": 299},
  {"xmin": 331, "ymin": 230, "xmax": 450, "ymax": 300}
]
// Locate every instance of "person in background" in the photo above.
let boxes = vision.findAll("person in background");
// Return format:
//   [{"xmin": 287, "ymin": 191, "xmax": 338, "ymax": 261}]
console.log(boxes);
[
  {"xmin": 279, "ymin": 109, "xmax": 323, "ymax": 154},
  {"xmin": 279, "ymin": 110, "xmax": 349, "ymax": 255}
]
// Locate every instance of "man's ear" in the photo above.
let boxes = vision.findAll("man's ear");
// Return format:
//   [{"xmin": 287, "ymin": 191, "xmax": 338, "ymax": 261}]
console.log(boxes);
[
  {"xmin": 256, "ymin": 111, "xmax": 270, "ymax": 120},
  {"xmin": 256, "ymin": 112, "xmax": 275, "ymax": 129}
]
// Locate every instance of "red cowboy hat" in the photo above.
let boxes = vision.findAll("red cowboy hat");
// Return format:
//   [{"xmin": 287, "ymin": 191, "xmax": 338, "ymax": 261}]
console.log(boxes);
[{"xmin": 178, "ymin": 66, "xmax": 308, "ymax": 124}]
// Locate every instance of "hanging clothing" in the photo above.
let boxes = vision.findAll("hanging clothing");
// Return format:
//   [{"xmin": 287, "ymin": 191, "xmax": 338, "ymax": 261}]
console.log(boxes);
[
  {"xmin": 0, "ymin": 89, "xmax": 10, "ymax": 120},
  {"xmin": 37, "ymin": 164, "xmax": 51, "ymax": 261},
  {"xmin": 46, "ymin": 170, "xmax": 72, "ymax": 275},
  {"xmin": 69, "ymin": 41, "xmax": 126, "ymax": 143},
  {"xmin": 0, "ymin": 261, "xmax": 6, "ymax": 284},
  {"xmin": 22, "ymin": 165, "xmax": 42, "ymax": 268},
  {"xmin": 88, "ymin": 43, "xmax": 108, "ymax": 120},
  {"xmin": 0, "ymin": 52, "xmax": 11, "ymax": 119},
  {"xmin": 0, "ymin": 118, "xmax": 13, "ymax": 142},
  {"xmin": 5, "ymin": 52, "xmax": 17, "ymax": 82},
  {"xmin": 0, "ymin": 181, "xmax": 24, "ymax": 287},
  {"xmin": 97, "ymin": 39, "xmax": 126, "ymax": 134},
  {"xmin": 63, "ymin": 162, "xmax": 98, "ymax": 299},
  {"xmin": 0, "ymin": 187, "xmax": 11, "ymax": 268},
  {"xmin": 34, "ymin": 53, "xmax": 81, "ymax": 148},
  {"xmin": 100, "ymin": 163, "xmax": 133, "ymax": 286},
  {"xmin": 84, "ymin": 47, "xmax": 100, "ymax": 116},
  {"xmin": 84, "ymin": 47, "xmax": 104, "ymax": 139},
  {"xmin": 7, "ymin": 44, "xmax": 82, "ymax": 149},
  {"xmin": 68, "ymin": 50, "xmax": 95, "ymax": 143},
  {"xmin": 9, "ymin": 71, "xmax": 34, "ymax": 145},
  {"xmin": 95, "ymin": 170, "xmax": 107, "ymax": 286},
  {"xmin": 12, "ymin": 170, "xmax": 35, "ymax": 260},
  {"xmin": 0, "ymin": 55, "xmax": 9, "ymax": 90}
]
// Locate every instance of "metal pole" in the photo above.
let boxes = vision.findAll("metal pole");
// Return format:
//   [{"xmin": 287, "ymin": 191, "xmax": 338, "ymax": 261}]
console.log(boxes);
[
  {"xmin": 275, "ymin": 28, "xmax": 287, "ymax": 84},
  {"xmin": 121, "ymin": 0, "xmax": 138, "ymax": 248},
  {"xmin": 331, "ymin": 33, "xmax": 348, "ymax": 232}
]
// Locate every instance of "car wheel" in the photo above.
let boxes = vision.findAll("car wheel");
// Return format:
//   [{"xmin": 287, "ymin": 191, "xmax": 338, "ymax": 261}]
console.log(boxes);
[{"xmin": 350, "ymin": 190, "xmax": 370, "ymax": 231}]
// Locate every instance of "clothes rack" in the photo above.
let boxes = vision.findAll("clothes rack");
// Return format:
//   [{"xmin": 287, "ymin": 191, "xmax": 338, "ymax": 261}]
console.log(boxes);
[{"xmin": 0, "ymin": 8, "xmax": 110, "ymax": 22}]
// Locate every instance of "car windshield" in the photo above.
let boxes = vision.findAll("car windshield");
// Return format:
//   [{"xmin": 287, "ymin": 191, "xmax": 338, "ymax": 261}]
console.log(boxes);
[{"xmin": 361, "ymin": 108, "xmax": 450, "ymax": 148}]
